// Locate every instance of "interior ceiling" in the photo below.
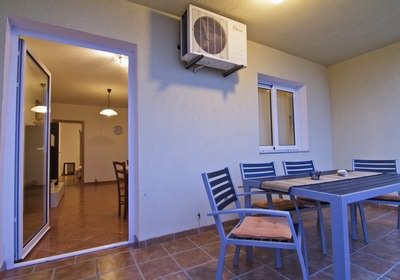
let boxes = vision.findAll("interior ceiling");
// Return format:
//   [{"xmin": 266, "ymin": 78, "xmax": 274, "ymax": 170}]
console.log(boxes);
[
  {"xmin": 24, "ymin": 37, "xmax": 128, "ymax": 108},
  {"xmin": 128, "ymin": 0, "xmax": 400, "ymax": 66}
]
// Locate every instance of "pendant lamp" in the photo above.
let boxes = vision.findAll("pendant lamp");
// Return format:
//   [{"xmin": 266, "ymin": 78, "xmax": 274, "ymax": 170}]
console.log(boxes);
[
  {"xmin": 99, "ymin": 88, "xmax": 118, "ymax": 117},
  {"xmin": 30, "ymin": 83, "xmax": 47, "ymax": 113}
]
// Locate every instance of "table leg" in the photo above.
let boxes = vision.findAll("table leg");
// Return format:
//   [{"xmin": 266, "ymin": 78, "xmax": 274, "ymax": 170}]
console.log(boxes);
[{"xmin": 330, "ymin": 199, "xmax": 351, "ymax": 280}]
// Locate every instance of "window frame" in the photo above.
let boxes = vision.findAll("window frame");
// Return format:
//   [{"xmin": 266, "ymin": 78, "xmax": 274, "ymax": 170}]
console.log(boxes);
[{"xmin": 257, "ymin": 74, "xmax": 308, "ymax": 154}]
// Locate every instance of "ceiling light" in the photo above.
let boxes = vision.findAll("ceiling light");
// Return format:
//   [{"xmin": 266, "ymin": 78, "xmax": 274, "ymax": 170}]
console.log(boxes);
[
  {"xmin": 113, "ymin": 54, "xmax": 128, "ymax": 68},
  {"xmin": 99, "ymin": 88, "xmax": 118, "ymax": 117},
  {"xmin": 30, "ymin": 83, "xmax": 47, "ymax": 113},
  {"xmin": 270, "ymin": 0, "xmax": 284, "ymax": 4}
]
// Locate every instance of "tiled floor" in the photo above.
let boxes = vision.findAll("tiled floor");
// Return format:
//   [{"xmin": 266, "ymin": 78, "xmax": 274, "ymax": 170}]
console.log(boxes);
[
  {"xmin": 2, "ymin": 204, "xmax": 399, "ymax": 279},
  {"xmin": 25, "ymin": 178, "xmax": 128, "ymax": 260}
]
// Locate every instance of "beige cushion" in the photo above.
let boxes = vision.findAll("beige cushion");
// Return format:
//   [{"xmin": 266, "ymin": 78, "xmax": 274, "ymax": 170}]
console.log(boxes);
[
  {"xmin": 231, "ymin": 216, "xmax": 292, "ymax": 240},
  {"xmin": 372, "ymin": 194, "xmax": 400, "ymax": 202},
  {"xmin": 252, "ymin": 198, "xmax": 306, "ymax": 210}
]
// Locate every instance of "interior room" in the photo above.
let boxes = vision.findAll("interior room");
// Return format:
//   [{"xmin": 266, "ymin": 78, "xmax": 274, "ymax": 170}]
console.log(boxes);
[
  {"xmin": 0, "ymin": 0, "xmax": 400, "ymax": 279},
  {"xmin": 17, "ymin": 37, "xmax": 129, "ymax": 260}
]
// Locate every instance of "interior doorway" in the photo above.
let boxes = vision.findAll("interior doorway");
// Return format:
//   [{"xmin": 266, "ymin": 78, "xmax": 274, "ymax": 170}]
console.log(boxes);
[
  {"xmin": 2, "ymin": 18, "xmax": 135, "ymax": 267},
  {"xmin": 51, "ymin": 121, "xmax": 84, "ymax": 186}
]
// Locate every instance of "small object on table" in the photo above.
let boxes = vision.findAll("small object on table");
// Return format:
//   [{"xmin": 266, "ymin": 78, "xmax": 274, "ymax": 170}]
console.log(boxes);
[
  {"xmin": 310, "ymin": 170, "xmax": 321, "ymax": 180},
  {"xmin": 337, "ymin": 169, "xmax": 349, "ymax": 177}
]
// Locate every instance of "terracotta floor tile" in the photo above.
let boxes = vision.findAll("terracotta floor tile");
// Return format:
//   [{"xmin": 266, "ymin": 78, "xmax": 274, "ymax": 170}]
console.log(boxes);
[
  {"xmin": 2, "ymin": 269, "xmax": 53, "ymax": 280},
  {"xmin": 53, "ymin": 260, "xmax": 97, "ymax": 280},
  {"xmin": 172, "ymin": 248, "xmax": 213, "ymax": 269},
  {"xmin": 137, "ymin": 255, "xmax": 181, "ymax": 279},
  {"xmin": 185, "ymin": 260, "xmax": 235, "ymax": 280},
  {"xmin": 350, "ymin": 251, "xmax": 394, "ymax": 274},
  {"xmin": 96, "ymin": 251, "xmax": 135, "ymax": 274},
  {"xmin": 161, "ymin": 238, "xmax": 196, "ymax": 254},
  {"xmin": 200, "ymin": 242, "xmax": 235, "ymax": 259},
  {"xmin": 188, "ymin": 231, "xmax": 219, "ymax": 246},
  {"xmin": 132, "ymin": 245, "xmax": 168, "ymax": 264},
  {"xmin": 161, "ymin": 271, "xmax": 191, "ymax": 280},
  {"xmin": 238, "ymin": 265, "xmax": 287, "ymax": 280},
  {"xmin": 0, "ymin": 266, "xmax": 34, "ymax": 279},
  {"xmin": 33, "ymin": 257, "xmax": 75, "ymax": 272},
  {"xmin": 99, "ymin": 265, "xmax": 142, "ymax": 280}
]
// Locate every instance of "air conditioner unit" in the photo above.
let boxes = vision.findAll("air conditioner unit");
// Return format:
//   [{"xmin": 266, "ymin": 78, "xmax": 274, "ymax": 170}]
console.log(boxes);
[{"xmin": 180, "ymin": 5, "xmax": 247, "ymax": 76}]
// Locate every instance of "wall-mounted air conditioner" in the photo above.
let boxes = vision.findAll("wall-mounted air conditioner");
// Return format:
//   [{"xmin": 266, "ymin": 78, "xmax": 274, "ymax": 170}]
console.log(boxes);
[{"xmin": 180, "ymin": 5, "xmax": 247, "ymax": 77}]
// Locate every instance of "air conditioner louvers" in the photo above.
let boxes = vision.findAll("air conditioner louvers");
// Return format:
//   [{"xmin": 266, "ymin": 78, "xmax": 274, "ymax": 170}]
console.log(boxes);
[{"xmin": 180, "ymin": 5, "xmax": 247, "ymax": 76}]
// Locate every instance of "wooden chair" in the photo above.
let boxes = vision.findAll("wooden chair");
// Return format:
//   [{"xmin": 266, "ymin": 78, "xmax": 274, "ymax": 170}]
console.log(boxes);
[
  {"xmin": 112, "ymin": 161, "xmax": 128, "ymax": 219},
  {"xmin": 282, "ymin": 160, "xmax": 327, "ymax": 254},
  {"xmin": 353, "ymin": 159, "xmax": 400, "ymax": 238},
  {"xmin": 202, "ymin": 167, "xmax": 308, "ymax": 279}
]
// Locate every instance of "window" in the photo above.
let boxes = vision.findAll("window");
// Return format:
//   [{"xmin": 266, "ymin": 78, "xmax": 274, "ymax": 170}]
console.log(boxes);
[{"xmin": 258, "ymin": 74, "xmax": 308, "ymax": 153}]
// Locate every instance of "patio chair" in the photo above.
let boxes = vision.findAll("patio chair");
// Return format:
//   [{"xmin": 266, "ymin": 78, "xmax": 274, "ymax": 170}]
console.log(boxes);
[
  {"xmin": 282, "ymin": 160, "xmax": 316, "ymax": 175},
  {"xmin": 353, "ymin": 159, "xmax": 400, "ymax": 234},
  {"xmin": 240, "ymin": 162, "xmax": 305, "ymax": 210},
  {"xmin": 282, "ymin": 160, "xmax": 327, "ymax": 254},
  {"xmin": 112, "ymin": 161, "xmax": 128, "ymax": 219},
  {"xmin": 201, "ymin": 167, "xmax": 308, "ymax": 279}
]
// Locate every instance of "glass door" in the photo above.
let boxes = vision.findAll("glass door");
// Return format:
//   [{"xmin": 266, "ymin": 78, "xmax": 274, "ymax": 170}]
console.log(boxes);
[{"xmin": 15, "ymin": 39, "xmax": 51, "ymax": 260}]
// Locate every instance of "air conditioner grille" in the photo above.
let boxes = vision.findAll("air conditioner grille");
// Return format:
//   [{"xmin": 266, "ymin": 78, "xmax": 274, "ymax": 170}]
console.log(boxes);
[{"xmin": 193, "ymin": 16, "xmax": 227, "ymax": 55}]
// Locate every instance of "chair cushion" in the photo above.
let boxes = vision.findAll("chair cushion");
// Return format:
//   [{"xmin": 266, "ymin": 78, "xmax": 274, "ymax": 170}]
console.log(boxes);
[
  {"xmin": 231, "ymin": 216, "xmax": 292, "ymax": 240},
  {"xmin": 370, "ymin": 194, "xmax": 400, "ymax": 202},
  {"xmin": 252, "ymin": 198, "xmax": 306, "ymax": 210}
]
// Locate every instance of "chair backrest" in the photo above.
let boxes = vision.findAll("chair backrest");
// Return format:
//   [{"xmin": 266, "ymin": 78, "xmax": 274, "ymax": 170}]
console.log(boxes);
[
  {"xmin": 352, "ymin": 159, "xmax": 398, "ymax": 173},
  {"xmin": 240, "ymin": 162, "xmax": 276, "ymax": 180},
  {"xmin": 202, "ymin": 167, "xmax": 240, "ymax": 212},
  {"xmin": 282, "ymin": 160, "xmax": 315, "ymax": 175},
  {"xmin": 113, "ymin": 161, "xmax": 128, "ymax": 188},
  {"xmin": 202, "ymin": 167, "xmax": 241, "ymax": 237}
]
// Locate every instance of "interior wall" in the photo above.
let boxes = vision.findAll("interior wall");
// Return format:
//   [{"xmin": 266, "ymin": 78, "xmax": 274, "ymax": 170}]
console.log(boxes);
[
  {"xmin": 51, "ymin": 103, "xmax": 128, "ymax": 183},
  {"xmin": 0, "ymin": 0, "xmax": 333, "ymax": 255},
  {"xmin": 329, "ymin": 42, "xmax": 400, "ymax": 169},
  {"xmin": 59, "ymin": 122, "xmax": 81, "ymax": 177}
]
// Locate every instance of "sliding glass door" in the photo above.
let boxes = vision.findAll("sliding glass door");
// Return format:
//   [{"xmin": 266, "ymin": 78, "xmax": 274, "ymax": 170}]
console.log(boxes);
[{"xmin": 15, "ymin": 39, "xmax": 51, "ymax": 260}]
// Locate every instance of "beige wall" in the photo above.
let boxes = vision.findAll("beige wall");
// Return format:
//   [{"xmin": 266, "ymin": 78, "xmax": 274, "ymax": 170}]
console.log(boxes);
[
  {"xmin": 329, "ymin": 42, "xmax": 400, "ymax": 169},
  {"xmin": 58, "ymin": 122, "xmax": 81, "ymax": 177},
  {"xmin": 52, "ymin": 103, "xmax": 128, "ymax": 183},
  {"xmin": 0, "ymin": 0, "xmax": 334, "ymax": 266}
]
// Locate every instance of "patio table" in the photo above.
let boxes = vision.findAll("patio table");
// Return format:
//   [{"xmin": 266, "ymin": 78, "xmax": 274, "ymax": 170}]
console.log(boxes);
[{"xmin": 243, "ymin": 171, "xmax": 400, "ymax": 280}]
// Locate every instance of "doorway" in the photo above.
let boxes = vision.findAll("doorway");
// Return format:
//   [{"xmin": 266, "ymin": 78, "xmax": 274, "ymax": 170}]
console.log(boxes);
[{"xmin": 3, "ymin": 18, "xmax": 136, "ymax": 268}]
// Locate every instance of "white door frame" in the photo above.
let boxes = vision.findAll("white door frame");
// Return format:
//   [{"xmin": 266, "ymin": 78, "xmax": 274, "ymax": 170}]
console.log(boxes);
[{"xmin": 1, "ymin": 16, "xmax": 137, "ymax": 269}]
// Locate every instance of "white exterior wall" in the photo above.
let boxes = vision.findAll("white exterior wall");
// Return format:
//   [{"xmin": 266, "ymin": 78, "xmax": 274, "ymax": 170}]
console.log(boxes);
[
  {"xmin": 329, "ymin": 42, "xmax": 400, "ymax": 169},
  {"xmin": 0, "ymin": 0, "xmax": 333, "ymax": 267}
]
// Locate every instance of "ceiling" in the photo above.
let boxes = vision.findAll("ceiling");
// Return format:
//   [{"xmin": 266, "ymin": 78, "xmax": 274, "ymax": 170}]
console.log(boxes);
[
  {"xmin": 23, "ymin": 36, "xmax": 128, "ymax": 108},
  {"xmin": 23, "ymin": 0, "xmax": 400, "ymax": 107},
  {"xmin": 128, "ymin": 0, "xmax": 400, "ymax": 66}
]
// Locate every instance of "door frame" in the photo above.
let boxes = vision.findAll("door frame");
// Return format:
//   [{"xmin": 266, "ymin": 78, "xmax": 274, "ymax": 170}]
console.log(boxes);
[{"xmin": 1, "ymin": 17, "xmax": 137, "ymax": 269}]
